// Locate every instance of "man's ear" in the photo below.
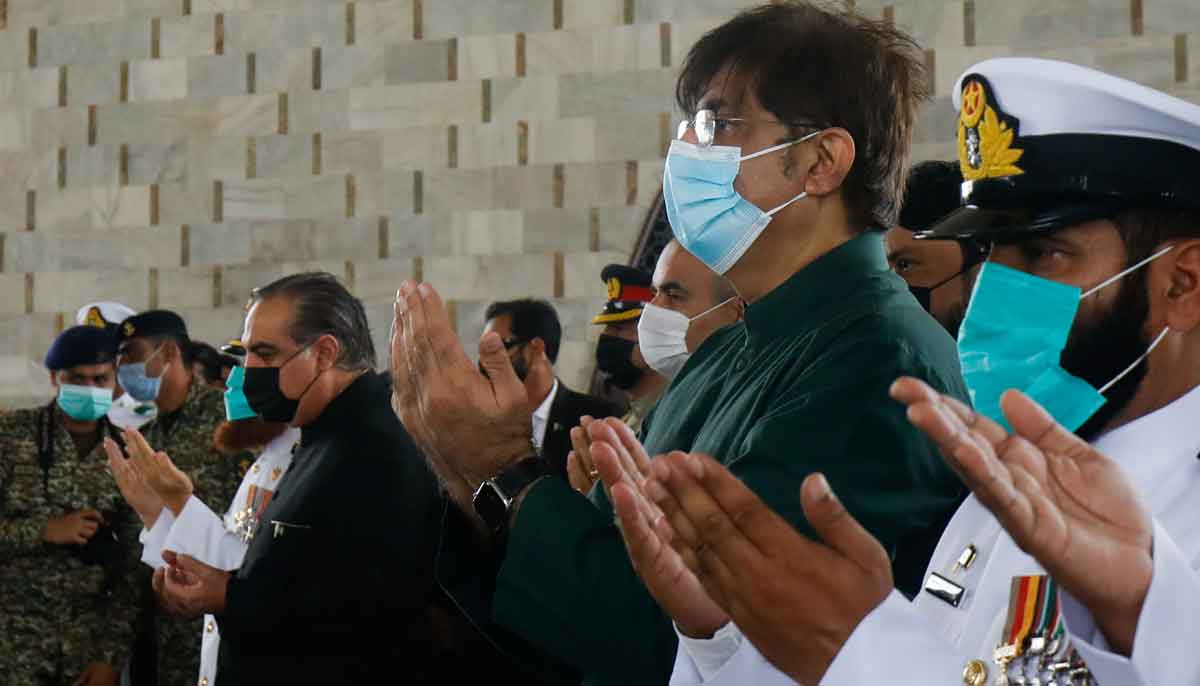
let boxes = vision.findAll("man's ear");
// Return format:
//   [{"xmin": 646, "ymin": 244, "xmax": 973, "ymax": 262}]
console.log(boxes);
[
  {"xmin": 802, "ymin": 127, "xmax": 856, "ymax": 198},
  {"xmin": 48, "ymin": 370, "xmax": 60, "ymax": 390},
  {"xmin": 312, "ymin": 334, "xmax": 342, "ymax": 371},
  {"xmin": 1162, "ymin": 239, "xmax": 1200, "ymax": 334}
]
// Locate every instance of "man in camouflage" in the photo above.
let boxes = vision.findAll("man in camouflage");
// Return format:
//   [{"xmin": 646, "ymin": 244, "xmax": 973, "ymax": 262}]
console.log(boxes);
[
  {"xmin": 0, "ymin": 326, "xmax": 143, "ymax": 686},
  {"xmin": 113, "ymin": 311, "xmax": 245, "ymax": 686}
]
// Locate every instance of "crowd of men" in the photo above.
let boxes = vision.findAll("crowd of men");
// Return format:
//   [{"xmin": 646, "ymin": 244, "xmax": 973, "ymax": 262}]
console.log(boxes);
[{"xmin": 3, "ymin": 1, "xmax": 1199, "ymax": 685}]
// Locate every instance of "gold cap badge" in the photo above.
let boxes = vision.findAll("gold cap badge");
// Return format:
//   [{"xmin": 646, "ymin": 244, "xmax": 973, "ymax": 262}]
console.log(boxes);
[{"xmin": 957, "ymin": 76, "xmax": 1025, "ymax": 181}]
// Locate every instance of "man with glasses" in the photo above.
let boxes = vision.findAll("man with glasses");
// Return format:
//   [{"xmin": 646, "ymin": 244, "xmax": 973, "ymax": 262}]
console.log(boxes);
[
  {"xmin": 389, "ymin": 3, "xmax": 966, "ymax": 685},
  {"xmin": 115, "ymin": 310, "xmax": 243, "ymax": 686},
  {"xmin": 483, "ymin": 299, "xmax": 622, "ymax": 481}
]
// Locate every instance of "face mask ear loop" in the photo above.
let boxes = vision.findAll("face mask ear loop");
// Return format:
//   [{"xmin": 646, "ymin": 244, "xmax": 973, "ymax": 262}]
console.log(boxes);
[
  {"xmin": 689, "ymin": 296, "xmax": 739, "ymax": 323},
  {"xmin": 1098, "ymin": 326, "xmax": 1170, "ymax": 394},
  {"xmin": 738, "ymin": 129, "xmax": 823, "ymax": 162},
  {"xmin": 1081, "ymin": 244, "xmax": 1175, "ymax": 299}
]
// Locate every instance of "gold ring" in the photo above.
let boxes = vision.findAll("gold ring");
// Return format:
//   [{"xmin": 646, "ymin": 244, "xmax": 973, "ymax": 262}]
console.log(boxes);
[{"xmin": 588, "ymin": 468, "xmax": 599, "ymax": 479}]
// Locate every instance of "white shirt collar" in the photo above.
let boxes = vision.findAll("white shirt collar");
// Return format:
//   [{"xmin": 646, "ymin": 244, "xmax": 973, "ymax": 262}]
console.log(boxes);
[
  {"xmin": 1092, "ymin": 383, "xmax": 1200, "ymax": 496},
  {"xmin": 531, "ymin": 379, "xmax": 560, "ymax": 451}
]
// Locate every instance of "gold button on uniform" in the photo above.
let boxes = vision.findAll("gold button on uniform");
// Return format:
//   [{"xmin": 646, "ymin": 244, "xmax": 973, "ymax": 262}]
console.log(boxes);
[
  {"xmin": 252, "ymin": 464, "xmax": 261, "ymax": 474},
  {"xmin": 200, "ymin": 678, "xmax": 209, "ymax": 686},
  {"xmin": 962, "ymin": 659, "xmax": 988, "ymax": 686},
  {"xmin": 206, "ymin": 621, "xmax": 214, "ymax": 633}
]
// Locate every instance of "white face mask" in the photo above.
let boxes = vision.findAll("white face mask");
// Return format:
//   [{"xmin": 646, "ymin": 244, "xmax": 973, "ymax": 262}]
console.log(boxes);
[{"xmin": 638, "ymin": 297, "xmax": 737, "ymax": 380}]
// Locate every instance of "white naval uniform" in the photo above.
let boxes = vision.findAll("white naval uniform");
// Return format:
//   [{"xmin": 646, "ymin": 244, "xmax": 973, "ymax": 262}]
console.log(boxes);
[
  {"xmin": 671, "ymin": 384, "xmax": 1200, "ymax": 686},
  {"xmin": 139, "ymin": 427, "xmax": 300, "ymax": 686}
]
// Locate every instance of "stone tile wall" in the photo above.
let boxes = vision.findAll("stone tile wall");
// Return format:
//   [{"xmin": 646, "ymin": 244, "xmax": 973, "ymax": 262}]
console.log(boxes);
[{"xmin": 0, "ymin": 0, "xmax": 1196, "ymax": 408}]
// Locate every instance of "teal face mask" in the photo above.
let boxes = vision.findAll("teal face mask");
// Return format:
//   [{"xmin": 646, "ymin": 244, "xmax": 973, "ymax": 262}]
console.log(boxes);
[
  {"xmin": 957, "ymin": 246, "xmax": 1173, "ymax": 433},
  {"xmin": 223, "ymin": 365, "xmax": 257, "ymax": 421},
  {"xmin": 57, "ymin": 384, "xmax": 114, "ymax": 422}
]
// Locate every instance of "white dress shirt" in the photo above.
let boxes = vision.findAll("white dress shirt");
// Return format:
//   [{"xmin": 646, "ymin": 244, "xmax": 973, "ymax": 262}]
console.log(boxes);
[
  {"xmin": 139, "ymin": 427, "xmax": 301, "ymax": 686},
  {"xmin": 671, "ymin": 383, "xmax": 1200, "ymax": 686},
  {"xmin": 531, "ymin": 379, "xmax": 560, "ymax": 452}
]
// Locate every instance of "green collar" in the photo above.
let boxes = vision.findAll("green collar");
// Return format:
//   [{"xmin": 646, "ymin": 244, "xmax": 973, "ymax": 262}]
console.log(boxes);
[{"xmin": 743, "ymin": 233, "xmax": 892, "ymax": 349}]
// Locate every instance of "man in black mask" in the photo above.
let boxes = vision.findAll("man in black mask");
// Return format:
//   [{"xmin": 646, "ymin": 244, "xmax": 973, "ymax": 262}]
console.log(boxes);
[
  {"xmin": 482, "ymin": 298, "xmax": 622, "ymax": 481},
  {"xmin": 592, "ymin": 264, "xmax": 664, "ymax": 435}
]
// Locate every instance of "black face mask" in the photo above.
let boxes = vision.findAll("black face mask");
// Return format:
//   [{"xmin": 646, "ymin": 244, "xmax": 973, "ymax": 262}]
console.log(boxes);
[
  {"xmin": 1061, "ymin": 271, "xmax": 1151, "ymax": 442},
  {"xmin": 243, "ymin": 346, "xmax": 320, "ymax": 423},
  {"xmin": 596, "ymin": 335, "xmax": 644, "ymax": 390}
]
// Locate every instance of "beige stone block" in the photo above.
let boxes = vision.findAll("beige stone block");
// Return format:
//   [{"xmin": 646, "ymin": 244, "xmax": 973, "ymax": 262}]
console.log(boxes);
[
  {"xmin": 1145, "ymin": 2, "xmax": 1200, "ymax": 35},
  {"xmin": 670, "ymin": 19, "xmax": 727, "ymax": 68},
  {"xmin": 380, "ymin": 170, "xmax": 418, "ymax": 214},
  {"xmin": 288, "ymin": 91, "xmax": 351, "ymax": 135},
  {"xmin": 555, "ymin": 338, "xmax": 597, "ymax": 392},
  {"xmin": 283, "ymin": 175, "xmax": 348, "ymax": 219},
  {"xmin": 96, "ymin": 102, "xmax": 178, "ymax": 147},
  {"xmin": 62, "ymin": 144, "xmax": 121, "ymax": 189},
  {"xmin": 352, "ymin": 170, "xmax": 387, "ymax": 218},
  {"xmin": 387, "ymin": 212, "xmax": 453, "ymax": 257},
  {"xmin": 559, "ymin": 69, "xmax": 678, "ymax": 117},
  {"xmin": 157, "ymin": 267, "xmax": 219, "ymax": 310},
  {"xmin": 33, "ymin": 270, "xmax": 150, "ymax": 314},
  {"xmin": 931, "ymin": 45, "xmax": 1013, "ymax": 112},
  {"xmin": 280, "ymin": 3, "xmax": 346, "ymax": 47},
  {"xmin": 123, "ymin": 0, "xmax": 184, "ymax": 20},
  {"xmin": 159, "ymin": 15, "xmax": 216, "ymax": 60},
  {"xmin": 595, "ymin": 112, "xmax": 664, "ymax": 162},
  {"xmin": 385, "ymin": 40, "xmax": 453, "ymax": 84},
  {"xmin": 562, "ymin": 0, "xmax": 624, "ymax": 29},
  {"xmin": 973, "ymin": 0, "xmax": 1130, "ymax": 48},
  {"xmin": 458, "ymin": 34, "xmax": 517, "ymax": 81},
  {"xmin": 219, "ymin": 258, "xmax": 347, "ymax": 306},
  {"xmin": 247, "ymin": 218, "xmax": 377, "ymax": 263},
  {"xmin": 350, "ymin": 82, "xmax": 481, "ymax": 130},
  {"xmin": 0, "ymin": 274, "xmax": 29, "ymax": 317},
  {"xmin": 890, "ymin": 2, "xmax": 965, "ymax": 53},
  {"xmin": 355, "ymin": 1, "xmax": 416, "ymax": 47},
  {"xmin": 634, "ymin": 0, "xmax": 757, "ymax": 24},
  {"xmin": 0, "ymin": 152, "xmax": 40, "ymax": 198},
  {"xmin": 636, "ymin": 158, "xmax": 664, "ymax": 207},
  {"xmin": 223, "ymin": 178, "xmax": 285, "ymax": 220},
  {"xmin": 563, "ymin": 250, "xmax": 626, "ymax": 298},
  {"xmin": 6, "ymin": 226, "xmax": 175, "ymax": 271},
  {"xmin": 6, "ymin": 0, "xmax": 65, "ymax": 31},
  {"xmin": 68, "ymin": 62, "xmax": 120, "ymax": 107},
  {"xmin": 127, "ymin": 141, "xmax": 190, "ymax": 186},
  {"xmin": 457, "ymin": 122, "xmax": 518, "ymax": 169},
  {"xmin": 188, "ymin": 136, "xmax": 248, "ymax": 181},
  {"xmin": 522, "ymin": 208, "xmax": 592, "ymax": 253},
  {"xmin": 1090, "ymin": 36, "xmax": 1176, "ymax": 88},
  {"xmin": 562, "ymin": 161, "xmax": 628, "ymax": 209},
  {"xmin": 323, "ymin": 131, "xmax": 384, "ymax": 175},
  {"xmin": 425, "ymin": 253, "xmax": 555, "ymax": 300},
  {"xmin": 38, "ymin": 19, "xmax": 152, "ymax": 67},
  {"xmin": 525, "ymin": 117, "xmax": 595, "ymax": 165},
  {"xmin": 447, "ymin": 209, "xmax": 524, "ymax": 255},
  {"xmin": 0, "ymin": 313, "xmax": 57, "ymax": 381},
  {"xmin": 0, "ymin": 69, "xmax": 60, "ymax": 111},
  {"xmin": 190, "ymin": 0, "xmax": 253, "ymax": 12},
  {"xmin": 254, "ymin": 48, "xmax": 313, "ymax": 95},
  {"xmin": 37, "ymin": 185, "xmax": 152, "ymax": 230},
  {"xmin": 129, "ymin": 59, "xmax": 189, "ymax": 103},
  {"xmin": 489, "ymin": 76, "xmax": 558, "ymax": 123},
  {"xmin": 173, "ymin": 306, "xmax": 247, "ymax": 352},
  {"xmin": 31, "ymin": 107, "xmax": 89, "ymax": 150},
  {"xmin": 188, "ymin": 54, "xmax": 250, "ymax": 100},
  {"xmin": 187, "ymin": 221, "xmax": 253, "ymax": 267},
  {"xmin": 224, "ymin": 9, "xmax": 285, "ymax": 54},
  {"xmin": 322, "ymin": 45, "xmax": 388, "ymax": 91},
  {"xmin": 353, "ymin": 257, "xmax": 416, "ymax": 302},
  {"xmin": 422, "ymin": 0, "xmax": 554, "ymax": 41},
  {"xmin": 0, "ymin": 111, "xmax": 33, "ymax": 151},
  {"xmin": 592, "ymin": 25, "xmax": 662, "ymax": 74},
  {"xmin": 422, "ymin": 166, "xmax": 553, "ymax": 214},
  {"xmin": 524, "ymin": 29, "xmax": 594, "ymax": 77},
  {"xmin": 157, "ymin": 180, "xmax": 213, "ymax": 226},
  {"xmin": 595, "ymin": 205, "xmax": 648, "ymax": 254},
  {"xmin": 911, "ymin": 96, "xmax": 956, "ymax": 147},
  {"xmin": 214, "ymin": 94, "xmax": 280, "ymax": 138},
  {"xmin": 254, "ymin": 134, "xmax": 313, "ymax": 179},
  {"xmin": 379, "ymin": 126, "xmax": 448, "ymax": 170}
]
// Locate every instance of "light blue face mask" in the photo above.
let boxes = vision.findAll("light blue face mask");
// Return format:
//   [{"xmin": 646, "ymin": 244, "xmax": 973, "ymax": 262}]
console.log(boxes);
[
  {"xmin": 662, "ymin": 132, "xmax": 821, "ymax": 275},
  {"xmin": 57, "ymin": 384, "xmax": 114, "ymax": 422},
  {"xmin": 223, "ymin": 365, "xmax": 257, "ymax": 421},
  {"xmin": 117, "ymin": 346, "xmax": 165, "ymax": 403},
  {"xmin": 957, "ymin": 245, "xmax": 1173, "ymax": 433}
]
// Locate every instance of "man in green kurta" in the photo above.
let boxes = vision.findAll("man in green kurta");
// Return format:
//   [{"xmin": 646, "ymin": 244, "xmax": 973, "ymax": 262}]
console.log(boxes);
[{"xmin": 391, "ymin": 3, "xmax": 966, "ymax": 685}]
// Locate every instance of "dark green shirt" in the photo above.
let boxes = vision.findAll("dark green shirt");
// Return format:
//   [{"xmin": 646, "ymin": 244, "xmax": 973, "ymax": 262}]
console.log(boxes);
[{"xmin": 440, "ymin": 234, "xmax": 968, "ymax": 685}]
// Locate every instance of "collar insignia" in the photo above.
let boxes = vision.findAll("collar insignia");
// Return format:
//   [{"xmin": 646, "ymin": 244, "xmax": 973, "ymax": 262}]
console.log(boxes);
[{"xmin": 957, "ymin": 75, "xmax": 1025, "ymax": 181}]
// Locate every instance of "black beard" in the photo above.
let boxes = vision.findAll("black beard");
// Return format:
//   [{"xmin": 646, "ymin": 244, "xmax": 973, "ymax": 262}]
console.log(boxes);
[{"xmin": 1059, "ymin": 274, "xmax": 1150, "ymax": 442}]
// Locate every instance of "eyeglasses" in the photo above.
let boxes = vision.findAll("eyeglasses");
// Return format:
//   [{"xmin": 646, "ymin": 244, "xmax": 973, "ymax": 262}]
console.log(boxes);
[{"xmin": 676, "ymin": 109, "xmax": 823, "ymax": 148}]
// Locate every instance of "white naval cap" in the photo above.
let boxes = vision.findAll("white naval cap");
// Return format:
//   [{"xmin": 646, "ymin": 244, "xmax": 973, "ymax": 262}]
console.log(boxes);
[
  {"xmin": 922, "ymin": 57, "xmax": 1200, "ymax": 240},
  {"xmin": 76, "ymin": 301, "xmax": 137, "ymax": 329}
]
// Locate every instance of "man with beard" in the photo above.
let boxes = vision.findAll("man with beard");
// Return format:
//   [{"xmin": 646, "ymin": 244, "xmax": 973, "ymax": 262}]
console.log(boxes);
[
  {"xmin": 885, "ymin": 161, "xmax": 988, "ymax": 337},
  {"xmin": 482, "ymin": 299, "xmax": 622, "ymax": 481},
  {"xmin": 591, "ymin": 264, "xmax": 665, "ymax": 437},
  {"xmin": 597, "ymin": 57, "xmax": 1200, "ymax": 686}
]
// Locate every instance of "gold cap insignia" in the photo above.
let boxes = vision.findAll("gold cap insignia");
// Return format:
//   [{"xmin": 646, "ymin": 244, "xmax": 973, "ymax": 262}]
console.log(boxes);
[
  {"xmin": 122, "ymin": 321, "xmax": 135, "ymax": 337},
  {"xmin": 957, "ymin": 76, "xmax": 1025, "ymax": 181},
  {"xmin": 84, "ymin": 307, "xmax": 107, "ymax": 328},
  {"xmin": 606, "ymin": 277, "xmax": 622, "ymax": 300}
]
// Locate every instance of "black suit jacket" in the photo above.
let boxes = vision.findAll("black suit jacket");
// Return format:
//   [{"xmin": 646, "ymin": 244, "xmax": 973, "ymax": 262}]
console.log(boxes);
[
  {"xmin": 214, "ymin": 372, "xmax": 444, "ymax": 684},
  {"xmin": 541, "ymin": 382, "xmax": 624, "ymax": 480}
]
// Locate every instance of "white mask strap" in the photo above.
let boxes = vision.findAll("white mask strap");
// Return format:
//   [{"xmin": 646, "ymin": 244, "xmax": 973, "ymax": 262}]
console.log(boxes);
[
  {"xmin": 1098, "ymin": 326, "xmax": 1170, "ymax": 394},
  {"xmin": 689, "ymin": 296, "xmax": 738, "ymax": 323},
  {"xmin": 766, "ymin": 191, "xmax": 808, "ymax": 216},
  {"xmin": 1081, "ymin": 244, "xmax": 1174, "ymax": 299},
  {"xmin": 739, "ymin": 129, "xmax": 822, "ymax": 162}
]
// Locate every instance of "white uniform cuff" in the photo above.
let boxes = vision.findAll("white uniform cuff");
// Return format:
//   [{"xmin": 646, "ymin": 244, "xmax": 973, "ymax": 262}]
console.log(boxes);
[{"xmin": 139, "ymin": 508, "xmax": 175, "ymax": 569}]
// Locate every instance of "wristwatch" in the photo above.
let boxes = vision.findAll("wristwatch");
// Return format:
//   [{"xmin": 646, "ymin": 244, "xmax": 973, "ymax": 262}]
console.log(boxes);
[{"xmin": 473, "ymin": 456, "xmax": 551, "ymax": 536}]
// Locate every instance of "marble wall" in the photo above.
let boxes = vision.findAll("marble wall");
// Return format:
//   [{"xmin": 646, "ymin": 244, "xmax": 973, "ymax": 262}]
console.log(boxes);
[{"xmin": 0, "ymin": 0, "xmax": 1197, "ymax": 408}]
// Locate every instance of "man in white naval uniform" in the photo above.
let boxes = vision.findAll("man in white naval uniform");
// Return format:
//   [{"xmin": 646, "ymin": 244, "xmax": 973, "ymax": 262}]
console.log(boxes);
[
  {"xmin": 586, "ymin": 57, "xmax": 1200, "ymax": 686},
  {"xmin": 107, "ymin": 340, "xmax": 300, "ymax": 686}
]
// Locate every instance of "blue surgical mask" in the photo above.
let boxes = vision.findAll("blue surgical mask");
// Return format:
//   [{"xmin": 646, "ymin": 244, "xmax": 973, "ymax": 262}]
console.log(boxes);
[
  {"xmin": 57, "ymin": 384, "xmax": 114, "ymax": 421},
  {"xmin": 662, "ymin": 132, "xmax": 821, "ymax": 275},
  {"xmin": 958, "ymin": 245, "xmax": 1173, "ymax": 432},
  {"xmin": 223, "ymin": 365, "xmax": 257, "ymax": 421},
  {"xmin": 117, "ymin": 346, "xmax": 166, "ymax": 402}
]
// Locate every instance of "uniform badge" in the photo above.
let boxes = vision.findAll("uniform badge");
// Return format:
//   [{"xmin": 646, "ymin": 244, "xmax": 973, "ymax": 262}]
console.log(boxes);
[
  {"xmin": 123, "ymin": 321, "xmax": 135, "ymax": 337},
  {"xmin": 957, "ymin": 75, "xmax": 1025, "ymax": 181},
  {"xmin": 84, "ymin": 306, "xmax": 107, "ymax": 328}
]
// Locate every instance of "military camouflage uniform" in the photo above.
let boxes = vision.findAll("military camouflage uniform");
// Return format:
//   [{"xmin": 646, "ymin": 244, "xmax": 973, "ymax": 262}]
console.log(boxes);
[
  {"xmin": 0, "ymin": 404, "xmax": 144, "ymax": 686},
  {"xmin": 139, "ymin": 382, "xmax": 246, "ymax": 686}
]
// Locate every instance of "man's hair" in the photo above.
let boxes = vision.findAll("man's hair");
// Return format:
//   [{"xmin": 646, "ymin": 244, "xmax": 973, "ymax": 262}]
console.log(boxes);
[
  {"xmin": 898, "ymin": 160, "xmax": 962, "ymax": 232},
  {"xmin": 1115, "ymin": 209, "xmax": 1200, "ymax": 266},
  {"xmin": 484, "ymin": 299, "xmax": 562, "ymax": 364},
  {"xmin": 250, "ymin": 272, "xmax": 376, "ymax": 370},
  {"xmin": 676, "ymin": 0, "xmax": 929, "ymax": 232},
  {"xmin": 191, "ymin": 341, "xmax": 239, "ymax": 384}
]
